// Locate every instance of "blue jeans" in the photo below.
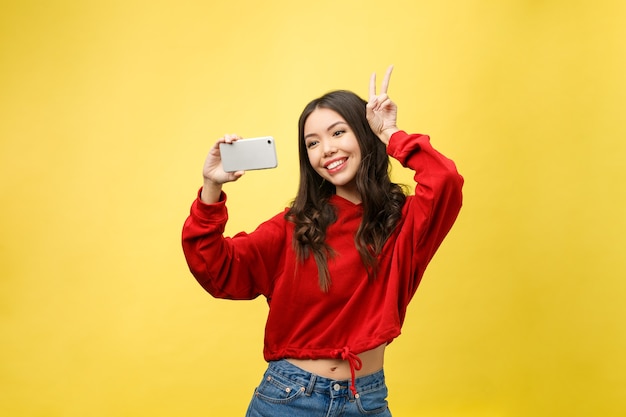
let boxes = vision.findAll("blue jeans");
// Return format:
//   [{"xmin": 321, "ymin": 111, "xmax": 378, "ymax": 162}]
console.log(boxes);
[{"xmin": 245, "ymin": 359, "xmax": 392, "ymax": 417}]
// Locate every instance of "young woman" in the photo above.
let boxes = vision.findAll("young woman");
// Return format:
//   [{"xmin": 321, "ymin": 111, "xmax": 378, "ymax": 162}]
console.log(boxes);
[{"xmin": 182, "ymin": 67, "xmax": 463, "ymax": 416}]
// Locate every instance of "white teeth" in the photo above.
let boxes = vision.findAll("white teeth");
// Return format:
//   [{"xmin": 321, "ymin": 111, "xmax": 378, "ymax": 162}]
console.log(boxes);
[{"xmin": 326, "ymin": 159, "xmax": 345, "ymax": 170}]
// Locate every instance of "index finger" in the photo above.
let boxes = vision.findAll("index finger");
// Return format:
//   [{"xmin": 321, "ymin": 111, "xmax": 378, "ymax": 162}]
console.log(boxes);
[
  {"xmin": 380, "ymin": 65, "xmax": 394, "ymax": 95},
  {"xmin": 369, "ymin": 72, "xmax": 377, "ymax": 99}
]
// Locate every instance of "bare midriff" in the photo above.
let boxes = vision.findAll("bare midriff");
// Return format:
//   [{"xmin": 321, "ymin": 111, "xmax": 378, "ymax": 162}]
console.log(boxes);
[{"xmin": 286, "ymin": 343, "xmax": 387, "ymax": 380}]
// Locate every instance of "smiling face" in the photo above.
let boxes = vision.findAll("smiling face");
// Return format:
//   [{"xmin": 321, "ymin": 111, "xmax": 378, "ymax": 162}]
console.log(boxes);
[{"xmin": 303, "ymin": 107, "xmax": 363, "ymax": 203}]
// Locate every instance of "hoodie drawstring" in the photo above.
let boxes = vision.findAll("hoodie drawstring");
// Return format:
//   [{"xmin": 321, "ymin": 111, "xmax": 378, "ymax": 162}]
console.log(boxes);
[{"xmin": 333, "ymin": 346, "xmax": 363, "ymax": 396}]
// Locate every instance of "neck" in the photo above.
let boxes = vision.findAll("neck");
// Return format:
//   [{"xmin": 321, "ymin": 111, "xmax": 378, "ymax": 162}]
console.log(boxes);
[{"xmin": 336, "ymin": 185, "xmax": 361, "ymax": 204}]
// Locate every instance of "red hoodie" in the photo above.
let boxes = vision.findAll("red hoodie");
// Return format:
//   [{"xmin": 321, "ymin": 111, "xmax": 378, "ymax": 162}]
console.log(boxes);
[{"xmin": 182, "ymin": 130, "xmax": 463, "ymax": 382}]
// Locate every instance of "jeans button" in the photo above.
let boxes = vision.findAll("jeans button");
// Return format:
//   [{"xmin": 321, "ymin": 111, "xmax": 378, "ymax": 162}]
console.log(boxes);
[{"xmin": 333, "ymin": 383, "xmax": 341, "ymax": 391}]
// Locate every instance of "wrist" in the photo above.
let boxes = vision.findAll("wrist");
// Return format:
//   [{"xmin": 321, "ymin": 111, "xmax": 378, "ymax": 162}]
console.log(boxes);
[
  {"xmin": 200, "ymin": 180, "xmax": 223, "ymax": 204},
  {"xmin": 379, "ymin": 127, "xmax": 400, "ymax": 146}
]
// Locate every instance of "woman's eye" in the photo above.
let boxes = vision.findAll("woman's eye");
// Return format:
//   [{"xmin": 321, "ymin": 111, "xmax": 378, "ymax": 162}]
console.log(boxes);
[
  {"xmin": 306, "ymin": 140, "xmax": 318, "ymax": 149},
  {"xmin": 333, "ymin": 130, "xmax": 345, "ymax": 137}
]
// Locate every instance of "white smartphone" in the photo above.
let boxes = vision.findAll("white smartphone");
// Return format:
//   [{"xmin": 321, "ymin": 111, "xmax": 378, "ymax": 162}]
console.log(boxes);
[{"xmin": 219, "ymin": 136, "xmax": 278, "ymax": 172}]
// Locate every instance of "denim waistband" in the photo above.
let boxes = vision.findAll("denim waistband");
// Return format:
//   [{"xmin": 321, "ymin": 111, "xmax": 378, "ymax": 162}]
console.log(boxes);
[{"xmin": 266, "ymin": 359, "xmax": 386, "ymax": 398}]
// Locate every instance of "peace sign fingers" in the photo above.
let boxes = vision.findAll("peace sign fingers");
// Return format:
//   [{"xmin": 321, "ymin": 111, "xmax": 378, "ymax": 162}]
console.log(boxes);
[
  {"xmin": 367, "ymin": 65, "xmax": 399, "ymax": 145},
  {"xmin": 369, "ymin": 65, "xmax": 394, "ymax": 99}
]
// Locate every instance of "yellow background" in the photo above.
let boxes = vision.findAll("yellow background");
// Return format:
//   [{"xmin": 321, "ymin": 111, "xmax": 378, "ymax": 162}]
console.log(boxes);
[{"xmin": 1, "ymin": 1, "xmax": 625, "ymax": 416}]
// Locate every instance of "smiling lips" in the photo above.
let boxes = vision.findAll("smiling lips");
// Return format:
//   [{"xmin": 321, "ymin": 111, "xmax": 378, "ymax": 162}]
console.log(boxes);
[{"xmin": 325, "ymin": 158, "xmax": 347, "ymax": 171}]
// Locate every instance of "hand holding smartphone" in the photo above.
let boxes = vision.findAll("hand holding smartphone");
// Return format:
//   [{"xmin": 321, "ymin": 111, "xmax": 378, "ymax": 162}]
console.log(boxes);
[{"xmin": 219, "ymin": 136, "xmax": 278, "ymax": 172}]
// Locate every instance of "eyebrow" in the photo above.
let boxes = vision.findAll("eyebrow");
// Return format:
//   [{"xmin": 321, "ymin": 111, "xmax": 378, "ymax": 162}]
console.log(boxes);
[{"xmin": 304, "ymin": 121, "xmax": 348, "ymax": 140}]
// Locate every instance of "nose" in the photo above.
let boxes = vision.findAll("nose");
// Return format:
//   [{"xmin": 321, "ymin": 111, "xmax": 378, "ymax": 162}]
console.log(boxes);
[{"xmin": 322, "ymin": 139, "xmax": 337, "ymax": 157}]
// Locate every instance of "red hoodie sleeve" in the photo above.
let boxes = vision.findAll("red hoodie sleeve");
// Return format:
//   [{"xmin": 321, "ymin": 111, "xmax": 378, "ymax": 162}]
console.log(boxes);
[
  {"xmin": 181, "ymin": 190, "xmax": 287, "ymax": 300},
  {"xmin": 387, "ymin": 131, "xmax": 464, "ymax": 297}
]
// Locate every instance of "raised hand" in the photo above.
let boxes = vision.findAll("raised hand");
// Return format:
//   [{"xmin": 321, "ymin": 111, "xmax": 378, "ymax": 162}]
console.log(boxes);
[
  {"xmin": 366, "ymin": 65, "xmax": 399, "ymax": 145},
  {"xmin": 201, "ymin": 134, "xmax": 245, "ymax": 203}
]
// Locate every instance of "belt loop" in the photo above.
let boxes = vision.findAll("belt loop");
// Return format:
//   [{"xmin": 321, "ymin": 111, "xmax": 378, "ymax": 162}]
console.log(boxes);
[{"xmin": 305, "ymin": 373, "xmax": 316, "ymax": 396}]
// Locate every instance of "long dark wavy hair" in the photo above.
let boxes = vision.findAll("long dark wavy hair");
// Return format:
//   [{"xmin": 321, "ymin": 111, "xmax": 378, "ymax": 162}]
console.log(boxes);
[{"xmin": 285, "ymin": 90, "xmax": 406, "ymax": 291}]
